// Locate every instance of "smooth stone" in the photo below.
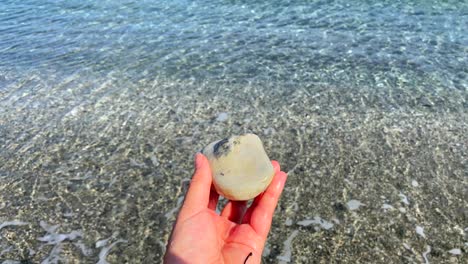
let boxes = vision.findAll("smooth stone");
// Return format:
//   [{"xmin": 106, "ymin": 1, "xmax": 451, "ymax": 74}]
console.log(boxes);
[{"xmin": 202, "ymin": 133, "xmax": 275, "ymax": 201}]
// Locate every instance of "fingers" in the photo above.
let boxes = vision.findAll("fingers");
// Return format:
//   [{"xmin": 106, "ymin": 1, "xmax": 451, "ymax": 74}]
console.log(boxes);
[
  {"xmin": 222, "ymin": 161, "xmax": 280, "ymax": 224},
  {"xmin": 221, "ymin": 201, "xmax": 247, "ymax": 224},
  {"xmin": 242, "ymin": 160, "xmax": 281, "ymax": 224},
  {"xmin": 178, "ymin": 153, "xmax": 213, "ymax": 220},
  {"xmin": 208, "ymin": 185, "xmax": 219, "ymax": 211},
  {"xmin": 241, "ymin": 193, "xmax": 262, "ymax": 225},
  {"xmin": 271, "ymin": 160, "xmax": 280, "ymax": 173},
  {"xmin": 245, "ymin": 170, "xmax": 287, "ymax": 239}
]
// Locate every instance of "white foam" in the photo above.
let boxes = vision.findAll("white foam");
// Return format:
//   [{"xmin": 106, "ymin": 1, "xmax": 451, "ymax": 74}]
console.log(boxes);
[
  {"xmin": 347, "ymin": 200, "xmax": 364, "ymax": 211},
  {"xmin": 62, "ymin": 212, "xmax": 74, "ymax": 218},
  {"xmin": 448, "ymin": 248, "xmax": 461, "ymax": 255},
  {"xmin": 150, "ymin": 153, "xmax": 159, "ymax": 166},
  {"xmin": 164, "ymin": 196, "xmax": 184, "ymax": 219},
  {"xmin": 382, "ymin": 203, "xmax": 394, "ymax": 210},
  {"xmin": 1, "ymin": 246, "xmax": 13, "ymax": 256},
  {"xmin": 38, "ymin": 231, "xmax": 82, "ymax": 244},
  {"xmin": 39, "ymin": 221, "xmax": 59, "ymax": 234},
  {"xmin": 402, "ymin": 243, "xmax": 411, "ymax": 250},
  {"xmin": 297, "ymin": 216, "xmax": 334, "ymax": 230},
  {"xmin": 415, "ymin": 226, "xmax": 426, "ymax": 239},
  {"xmin": 73, "ymin": 241, "xmax": 93, "ymax": 256},
  {"xmin": 40, "ymin": 244, "xmax": 62, "ymax": 264},
  {"xmin": 277, "ymin": 230, "xmax": 299, "ymax": 263},
  {"xmin": 216, "ymin": 112, "xmax": 228, "ymax": 122},
  {"xmin": 263, "ymin": 127, "xmax": 276, "ymax": 135},
  {"xmin": 422, "ymin": 246, "xmax": 431, "ymax": 264},
  {"xmin": 37, "ymin": 221, "xmax": 83, "ymax": 263},
  {"xmin": 399, "ymin": 193, "xmax": 410, "ymax": 205},
  {"xmin": 2, "ymin": 260, "xmax": 22, "ymax": 264},
  {"xmin": 97, "ymin": 239, "xmax": 127, "ymax": 264},
  {"xmin": 0, "ymin": 221, "xmax": 28, "ymax": 230},
  {"xmin": 96, "ymin": 238, "xmax": 111, "ymax": 248}
]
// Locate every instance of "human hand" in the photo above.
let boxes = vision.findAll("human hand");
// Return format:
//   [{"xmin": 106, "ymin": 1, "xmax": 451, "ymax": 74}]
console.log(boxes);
[{"xmin": 164, "ymin": 153, "xmax": 288, "ymax": 264}]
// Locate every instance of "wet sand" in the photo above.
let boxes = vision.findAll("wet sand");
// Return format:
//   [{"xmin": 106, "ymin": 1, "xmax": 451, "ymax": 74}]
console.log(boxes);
[{"xmin": 0, "ymin": 72, "xmax": 466, "ymax": 263}]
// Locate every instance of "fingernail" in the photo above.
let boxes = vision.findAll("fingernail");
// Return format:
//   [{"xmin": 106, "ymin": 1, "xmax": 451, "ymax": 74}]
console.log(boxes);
[
  {"xmin": 194, "ymin": 153, "xmax": 203, "ymax": 170},
  {"xmin": 276, "ymin": 172, "xmax": 287, "ymax": 190}
]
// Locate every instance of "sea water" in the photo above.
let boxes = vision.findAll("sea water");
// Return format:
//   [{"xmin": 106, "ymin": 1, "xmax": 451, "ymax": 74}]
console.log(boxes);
[{"xmin": 0, "ymin": 0, "xmax": 466, "ymax": 263}]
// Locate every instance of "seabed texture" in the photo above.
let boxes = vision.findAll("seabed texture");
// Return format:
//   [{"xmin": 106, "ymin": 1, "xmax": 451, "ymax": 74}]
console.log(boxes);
[
  {"xmin": 0, "ymin": 72, "xmax": 466, "ymax": 263},
  {"xmin": 0, "ymin": 0, "xmax": 467, "ymax": 263}
]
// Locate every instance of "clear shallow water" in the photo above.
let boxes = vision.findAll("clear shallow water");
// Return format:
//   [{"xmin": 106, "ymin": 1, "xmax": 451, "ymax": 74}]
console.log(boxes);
[
  {"xmin": 1, "ymin": 0, "xmax": 466, "ymax": 88},
  {"xmin": 0, "ymin": 0, "xmax": 467, "ymax": 263}
]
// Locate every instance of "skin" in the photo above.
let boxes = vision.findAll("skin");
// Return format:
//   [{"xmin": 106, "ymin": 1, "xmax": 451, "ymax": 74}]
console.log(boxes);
[{"xmin": 164, "ymin": 153, "xmax": 288, "ymax": 264}]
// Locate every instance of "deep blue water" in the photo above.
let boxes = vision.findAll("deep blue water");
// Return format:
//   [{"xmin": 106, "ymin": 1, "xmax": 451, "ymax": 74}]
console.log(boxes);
[{"xmin": 1, "ymin": 0, "xmax": 466, "ymax": 90}]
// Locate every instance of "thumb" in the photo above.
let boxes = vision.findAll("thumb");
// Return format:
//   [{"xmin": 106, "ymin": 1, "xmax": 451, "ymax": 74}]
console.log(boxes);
[{"xmin": 178, "ymin": 153, "xmax": 213, "ymax": 219}]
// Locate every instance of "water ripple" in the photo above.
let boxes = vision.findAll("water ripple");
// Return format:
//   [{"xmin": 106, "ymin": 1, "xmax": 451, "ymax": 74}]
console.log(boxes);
[{"xmin": 0, "ymin": 0, "xmax": 466, "ymax": 89}]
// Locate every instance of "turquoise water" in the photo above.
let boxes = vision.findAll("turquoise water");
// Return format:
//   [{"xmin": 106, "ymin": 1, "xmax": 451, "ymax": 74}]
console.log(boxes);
[
  {"xmin": 1, "ymin": 0, "xmax": 466, "ymax": 88},
  {"xmin": 0, "ymin": 0, "xmax": 467, "ymax": 263}
]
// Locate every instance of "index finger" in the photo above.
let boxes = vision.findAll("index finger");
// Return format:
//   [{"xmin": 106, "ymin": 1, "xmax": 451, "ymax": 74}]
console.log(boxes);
[
  {"xmin": 246, "ymin": 169, "xmax": 287, "ymax": 239},
  {"xmin": 178, "ymin": 153, "xmax": 212, "ymax": 220}
]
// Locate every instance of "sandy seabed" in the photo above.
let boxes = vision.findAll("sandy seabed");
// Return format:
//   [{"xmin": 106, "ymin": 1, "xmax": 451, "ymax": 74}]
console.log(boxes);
[{"xmin": 0, "ymin": 71, "xmax": 466, "ymax": 263}]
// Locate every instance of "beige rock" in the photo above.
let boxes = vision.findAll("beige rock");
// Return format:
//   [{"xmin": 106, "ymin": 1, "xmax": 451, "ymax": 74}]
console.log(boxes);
[{"xmin": 202, "ymin": 133, "xmax": 275, "ymax": 201}]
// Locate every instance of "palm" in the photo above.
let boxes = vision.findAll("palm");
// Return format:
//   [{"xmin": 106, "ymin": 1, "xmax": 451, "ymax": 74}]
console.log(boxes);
[
  {"xmin": 171, "ymin": 209, "xmax": 262, "ymax": 263},
  {"xmin": 165, "ymin": 154, "xmax": 287, "ymax": 264}
]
